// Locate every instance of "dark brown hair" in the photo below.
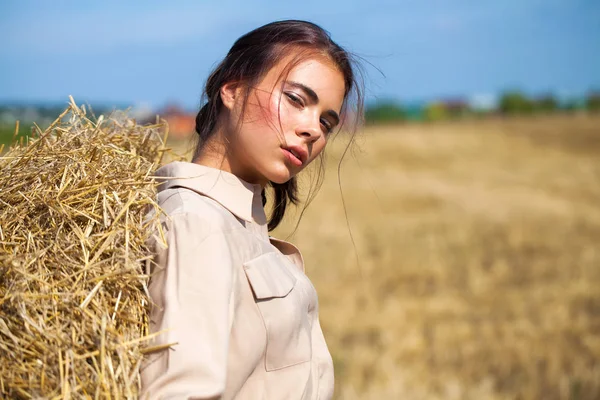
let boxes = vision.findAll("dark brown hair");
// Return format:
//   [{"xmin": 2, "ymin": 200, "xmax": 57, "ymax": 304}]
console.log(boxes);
[{"xmin": 193, "ymin": 20, "xmax": 363, "ymax": 230}]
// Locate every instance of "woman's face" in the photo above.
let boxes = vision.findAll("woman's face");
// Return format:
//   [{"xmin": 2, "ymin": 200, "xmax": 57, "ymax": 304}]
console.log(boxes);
[{"xmin": 222, "ymin": 55, "xmax": 346, "ymax": 186}]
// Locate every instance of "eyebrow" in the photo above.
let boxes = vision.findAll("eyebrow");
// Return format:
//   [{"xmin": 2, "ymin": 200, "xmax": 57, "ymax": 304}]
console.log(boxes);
[{"xmin": 287, "ymin": 81, "xmax": 340, "ymax": 125}]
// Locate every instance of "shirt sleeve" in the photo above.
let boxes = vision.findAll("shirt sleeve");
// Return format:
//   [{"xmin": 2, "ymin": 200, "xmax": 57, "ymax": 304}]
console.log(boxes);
[{"xmin": 140, "ymin": 212, "xmax": 236, "ymax": 400}]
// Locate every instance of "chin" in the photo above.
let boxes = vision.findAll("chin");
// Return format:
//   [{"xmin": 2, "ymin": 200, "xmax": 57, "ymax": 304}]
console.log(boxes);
[
  {"xmin": 265, "ymin": 165, "xmax": 296, "ymax": 185},
  {"xmin": 267, "ymin": 174, "xmax": 294, "ymax": 185}
]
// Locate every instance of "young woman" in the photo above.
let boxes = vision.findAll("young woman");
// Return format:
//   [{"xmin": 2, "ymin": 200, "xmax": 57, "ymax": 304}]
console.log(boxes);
[{"xmin": 141, "ymin": 20, "xmax": 363, "ymax": 399}]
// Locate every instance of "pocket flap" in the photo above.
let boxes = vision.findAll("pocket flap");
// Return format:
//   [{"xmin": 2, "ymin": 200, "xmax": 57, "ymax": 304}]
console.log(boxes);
[{"xmin": 243, "ymin": 252, "xmax": 296, "ymax": 299}]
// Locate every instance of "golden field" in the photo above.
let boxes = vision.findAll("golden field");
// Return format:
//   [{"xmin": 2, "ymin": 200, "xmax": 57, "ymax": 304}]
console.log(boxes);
[{"xmin": 172, "ymin": 114, "xmax": 600, "ymax": 399}]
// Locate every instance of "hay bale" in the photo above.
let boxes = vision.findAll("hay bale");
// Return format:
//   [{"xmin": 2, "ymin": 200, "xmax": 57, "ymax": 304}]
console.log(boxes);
[{"xmin": 0, "ymin": 98, "xmax": 173, "ymax": 398}]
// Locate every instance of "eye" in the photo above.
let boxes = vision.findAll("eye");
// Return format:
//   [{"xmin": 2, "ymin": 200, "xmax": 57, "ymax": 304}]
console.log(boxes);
[
  {"xmin": 320, "ymin": 118, "xmax": 333, "ymax": 134},
  {"xmin": 285, "ymin": 92, "xmax": 304, "ymax": 107}
]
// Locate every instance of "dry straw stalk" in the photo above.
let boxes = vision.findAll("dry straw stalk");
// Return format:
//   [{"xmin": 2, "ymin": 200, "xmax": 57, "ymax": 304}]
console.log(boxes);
[{"xmin": 0, "ymin": 98, "xmax": 173, "ymax": 398}]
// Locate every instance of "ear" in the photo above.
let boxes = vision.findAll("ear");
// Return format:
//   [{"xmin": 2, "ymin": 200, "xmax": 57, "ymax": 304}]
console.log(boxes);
[{"xmin": 220, "ymin": 81, "xmax": 241, "ymax": 111}]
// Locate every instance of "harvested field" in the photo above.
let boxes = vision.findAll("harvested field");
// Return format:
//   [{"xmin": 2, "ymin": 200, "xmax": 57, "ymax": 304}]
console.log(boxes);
[
  {"xmin": 173, "ymin": 114, "xmax": 600, "ymax": 399},
  {"xmin": 2, "ymin": 110, "xmax": 598, "ymax": 399}
]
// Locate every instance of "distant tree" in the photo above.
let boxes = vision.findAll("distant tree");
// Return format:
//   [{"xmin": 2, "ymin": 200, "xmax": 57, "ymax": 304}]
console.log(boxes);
[
  {"xmin": 560, "ymin": 97, "xmax": 587, "ymax": 112},
  {"xmin": 562, "ymin": 100, "xmax": 578, "ymax": 112},
  {"xmin": 534, "ymin": 95, "xmax": 558, "ymax": 113},
  {"xmin": 424, "ymin": 102, "xmax": 448, "ymax": 122},
  {"xmin": 0, "ymin": 123, "xmax": 33, "ymax": 147},
  {"xmin": 499, "ymin": 91, "xmax": 534, "ymax": 114},
  {"xmin": 365, "ymin": 102, "xmax": 407, "ymax": 124},
  {"xmin": 586, "ymin": 92, "xmax": 600, "ymax": 112}
]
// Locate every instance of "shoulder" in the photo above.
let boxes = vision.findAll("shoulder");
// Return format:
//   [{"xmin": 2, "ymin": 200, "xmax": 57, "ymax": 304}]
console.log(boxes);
[{"xmin": 154, "ymin": 187, "xmax": 244, "ymax": 238}]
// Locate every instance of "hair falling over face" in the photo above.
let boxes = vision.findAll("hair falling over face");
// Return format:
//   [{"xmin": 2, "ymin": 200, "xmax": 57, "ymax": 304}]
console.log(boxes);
[{"xmin": 192, "ymin": 20, "xmax": 365, "ymax": 231}]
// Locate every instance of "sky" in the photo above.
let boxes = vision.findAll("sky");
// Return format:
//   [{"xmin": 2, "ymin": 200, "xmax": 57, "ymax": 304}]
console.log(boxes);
[{"xmin": 1, "ymin": 0, "xmax": 599, "ymax": 109}]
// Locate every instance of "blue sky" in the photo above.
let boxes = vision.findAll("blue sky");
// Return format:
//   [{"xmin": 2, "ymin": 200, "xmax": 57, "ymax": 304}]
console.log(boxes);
[{"xmin": 1, "ymin": 0, "xmax": 599, "ymax": 109}]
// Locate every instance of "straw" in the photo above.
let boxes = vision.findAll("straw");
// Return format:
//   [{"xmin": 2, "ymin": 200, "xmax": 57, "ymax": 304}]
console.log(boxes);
[{"xmin": 0, "ymin": 97, "xmax": 176, "ymax": 398}]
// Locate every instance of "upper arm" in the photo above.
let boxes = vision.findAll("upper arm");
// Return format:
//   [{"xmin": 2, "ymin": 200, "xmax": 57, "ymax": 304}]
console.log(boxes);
[{"xmin": 141, "ymin": 212, "xmax": 238, "ymax": 399}]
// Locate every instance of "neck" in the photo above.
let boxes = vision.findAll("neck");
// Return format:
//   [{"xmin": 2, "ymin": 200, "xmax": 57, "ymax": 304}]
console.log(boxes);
[
  {"xmin": 192, "ymin": 139, "xmax": 231, "ymax": 173},
  {"xmin": 192, "ymin": 131, "xmax": 267, "ymax": 188}
]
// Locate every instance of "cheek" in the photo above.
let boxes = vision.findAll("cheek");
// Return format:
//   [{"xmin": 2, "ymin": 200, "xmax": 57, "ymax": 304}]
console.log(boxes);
[
  {"xmin": 245, "ymin": 92, "xmax": 284, "ymax": 130},
  {"xmin": 309, "ymin": 139, "xmax": 327, "ymax": 162},
  {"xmin": 267, "ymin": 93, "xmax": 291, "ymax": 129}
]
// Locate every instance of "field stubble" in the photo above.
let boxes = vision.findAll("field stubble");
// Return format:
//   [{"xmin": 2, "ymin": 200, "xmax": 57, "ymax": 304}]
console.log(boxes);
[{"xmin": 173, "ymin": 114, "xmax": 600, "ymax": 399}]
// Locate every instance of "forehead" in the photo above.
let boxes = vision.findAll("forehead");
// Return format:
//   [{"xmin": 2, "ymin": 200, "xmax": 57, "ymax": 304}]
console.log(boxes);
[{"xmin": 262, "ymin": 54, "xmax": 346, "ymax": 110}]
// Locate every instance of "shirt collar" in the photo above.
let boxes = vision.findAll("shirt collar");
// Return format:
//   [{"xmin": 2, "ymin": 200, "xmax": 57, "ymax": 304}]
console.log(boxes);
[{"xmin": 154, "ymin": 161, "xmax": 266, "ymax": 224}]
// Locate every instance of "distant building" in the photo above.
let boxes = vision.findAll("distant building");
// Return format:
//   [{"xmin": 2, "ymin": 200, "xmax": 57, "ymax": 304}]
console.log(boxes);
[
  {"xmin": 129, "ymin": 103, "xmax": 154, "ymax": 122},
  {"xmin": 402, "ymin": 102, "xmax": 426, "ymax": 121},
  {"xmin": 468, "ymin": 93, "xmax": 498, "ymax": 112},
  {"xmin": 440, "ymin": 98, "xmax": 470, "ymax": 116},
  {"xmin": 159, "ymin": 104, "xmax": 196, "ymax": 139},
  {"xmin": 423, "ymin": 98, "xmax": 470, "ymax": 121}
]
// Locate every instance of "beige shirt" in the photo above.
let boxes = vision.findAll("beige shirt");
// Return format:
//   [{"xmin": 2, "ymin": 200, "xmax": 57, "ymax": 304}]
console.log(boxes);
[{"xmin": 140, "ymin": 161, "xmax": 334, "ymax": 400}]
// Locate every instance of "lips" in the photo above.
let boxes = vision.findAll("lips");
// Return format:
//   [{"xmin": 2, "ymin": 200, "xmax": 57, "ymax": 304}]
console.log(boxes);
[{"xmin": 282, "ymin": 145, "xmax": 308, "ymax": 166}]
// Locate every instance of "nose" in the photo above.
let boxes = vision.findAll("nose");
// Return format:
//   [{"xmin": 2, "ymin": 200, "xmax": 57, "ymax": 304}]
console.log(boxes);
[{"xmin": 295, "ymin": 113, "xmax": 322, "ymax": 142}]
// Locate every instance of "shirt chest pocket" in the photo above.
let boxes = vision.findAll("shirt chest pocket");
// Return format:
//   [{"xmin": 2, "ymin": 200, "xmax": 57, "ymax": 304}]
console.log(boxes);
[{"xmin": 243, "ymin": 252, "xmax": 312, "ymax": 371}]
